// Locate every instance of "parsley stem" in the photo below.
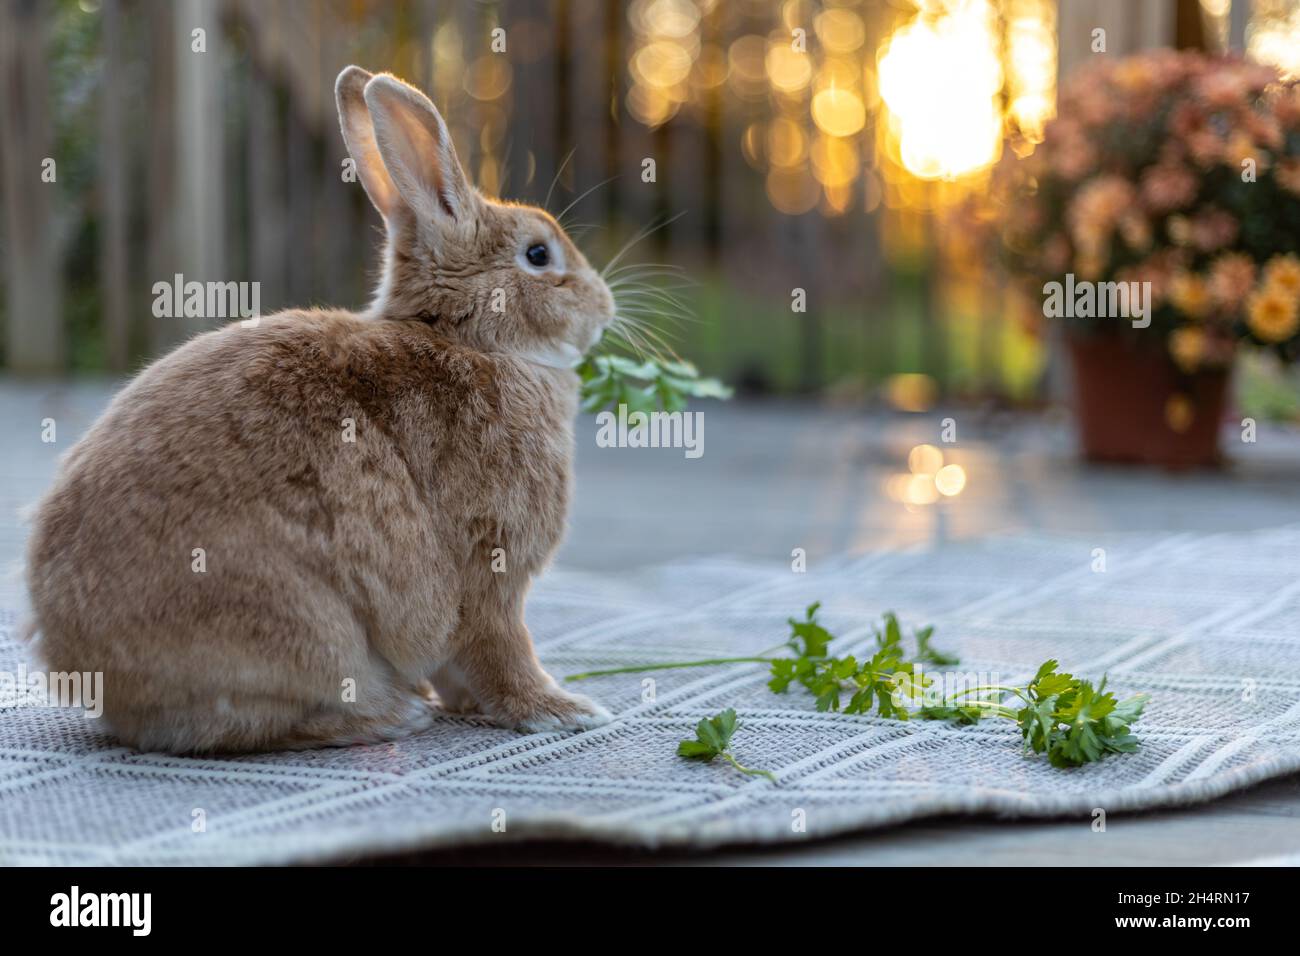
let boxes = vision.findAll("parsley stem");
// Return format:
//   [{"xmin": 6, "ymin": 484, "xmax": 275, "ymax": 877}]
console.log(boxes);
[
  {"xmin": 946, "ymin": 684, "xmax": 1031, "ymax": 704},
  {"xmin": 565, "ymin": 656, "xmax": 779, "ymax": 681},
  {"xmin": 721, "ymin": 751, "xmax": 776, "ymax": 783},
  {"xmin": 944, "ymin": 700, "xmax": 1019, "ymax": 719}
]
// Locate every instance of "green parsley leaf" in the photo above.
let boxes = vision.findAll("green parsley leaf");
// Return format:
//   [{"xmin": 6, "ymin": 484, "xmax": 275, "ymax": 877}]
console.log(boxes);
[
  {"xmin": 914, "ymin": 625, "xmax": 961, "ymax": 666},
  {"xmin": 787, "ymin": 601, "xmax": 835, "ymax": 658},
  {"xmin": 916, "ymin": 704, "xmax": 985, "ymax": 725},
  {"xmin": 676, "ymin": 708, "xmax": 775, "ymax": 782},
  {"xmin": 578, "ymin": 354, "xmax": 732, "ymax": 415}
]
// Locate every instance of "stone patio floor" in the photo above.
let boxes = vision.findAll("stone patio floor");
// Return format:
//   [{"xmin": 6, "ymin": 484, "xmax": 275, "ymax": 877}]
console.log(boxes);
[{"xmin": 4, "ymin": 379, "xmax": 1299, "ymax": 865}]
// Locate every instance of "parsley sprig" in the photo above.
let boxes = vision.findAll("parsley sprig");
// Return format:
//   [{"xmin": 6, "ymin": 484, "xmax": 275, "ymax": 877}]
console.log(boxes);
[
  {"xmin": 766, "ymin": 603, "xmax": 925, "ymax": 719},
  {"xmin": 676, "ymin": 708, "xmax": 775, "ymax": 782},
  {"xmin": 992, "ymin": 660, "xmax": 1148, "ymax": 768},
  {"xmin": 569, "ymin": 602, "xmax": 1149, "ymax": 769},
  {"xmin": 578, "ymin": 354, "xmax": 732, "ymax": 415}
]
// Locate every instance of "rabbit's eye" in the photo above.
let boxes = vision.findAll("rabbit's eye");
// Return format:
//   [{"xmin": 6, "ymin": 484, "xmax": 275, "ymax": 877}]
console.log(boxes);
[{"xmin": 525, "ymin": 243, "xmax": 550, "ymax": 268}]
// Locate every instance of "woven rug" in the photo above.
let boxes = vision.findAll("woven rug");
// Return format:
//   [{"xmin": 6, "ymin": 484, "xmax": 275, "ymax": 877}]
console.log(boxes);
[{"xmin": 2, "ymin": 528, "xmax": 1300, "ymax": 865}]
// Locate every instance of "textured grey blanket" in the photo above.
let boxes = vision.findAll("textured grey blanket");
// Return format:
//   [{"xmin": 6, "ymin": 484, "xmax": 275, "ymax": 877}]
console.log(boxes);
[{"xmin": 2, "ymin": 530, "xmax": 1298, "ymax": 865}]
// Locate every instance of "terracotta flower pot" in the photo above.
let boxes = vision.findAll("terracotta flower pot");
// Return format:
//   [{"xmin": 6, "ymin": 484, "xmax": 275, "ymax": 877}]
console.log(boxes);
[{"xmin": 1066, "ymin": 332, "xmax": 1229, "ymax": 469}]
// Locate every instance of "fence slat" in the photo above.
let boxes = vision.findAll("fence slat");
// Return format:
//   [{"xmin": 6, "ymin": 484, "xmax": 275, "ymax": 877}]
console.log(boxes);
[{"xmin": 0, "ymin": 0, "xmax": 63, "ymax": 373}]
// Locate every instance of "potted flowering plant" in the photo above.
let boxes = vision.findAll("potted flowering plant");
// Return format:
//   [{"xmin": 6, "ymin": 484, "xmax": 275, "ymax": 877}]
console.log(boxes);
[{"xmin": 997, "ymin": 50, "xmax": 1300, "ymax": 467}]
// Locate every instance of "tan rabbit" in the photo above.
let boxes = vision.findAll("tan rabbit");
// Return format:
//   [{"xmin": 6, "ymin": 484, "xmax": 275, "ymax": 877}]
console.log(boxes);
[{"xmin": 25, "ymin": 67, "xmax": 615, "ymax": 752}]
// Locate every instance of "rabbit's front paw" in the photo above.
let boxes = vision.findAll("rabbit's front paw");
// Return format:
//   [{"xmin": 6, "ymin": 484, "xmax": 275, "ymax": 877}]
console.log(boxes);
[{"xmin": 509, "ymin": 687, "xmax": 612, "ymax": 734}]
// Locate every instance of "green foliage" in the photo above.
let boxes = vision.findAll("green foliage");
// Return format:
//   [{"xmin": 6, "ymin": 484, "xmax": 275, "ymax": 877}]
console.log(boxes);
[
  {"xmin": 578, "ymin": 354, "xmax": 732, "ymax": 415},
  {"xmin": 914, "ymin": 703, "xmax": 986, "ymax": 725},
  {"xmin": 913, "ymin": 625, "xmax": 961, "ymax": 666},
  {"xmin": 574, "ymin": 603, "xmax": 1147, "ymax": 771},
  {"xmin": 1237, "ymin": 349, "xmax": 1300, "ymax": 422},
  {"xmin": 1013, "ymin": 660, "xmax": 1149, "ymax": 768},
  {"xmin": 677, "ymin": 708, "xmax": 775, "ymax": 782},
  {"xmin": 766, "ymin": 605, "xmax": 954, "ymax": 721},
  {"xmin": 784, "ymin": 601, "xmax": 835, "ymax": 658},
  {"xmin": 772, "ymin": 608, "xmax": 1149, "ymax": 768},
  {"xmin": 676, "ymin": 708, "xmax": 737, "ymax": 759}
]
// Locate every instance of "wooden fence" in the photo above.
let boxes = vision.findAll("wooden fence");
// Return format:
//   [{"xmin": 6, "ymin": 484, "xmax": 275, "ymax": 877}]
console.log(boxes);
[{"xmin": 0, "ymin": 0, "xmax": 1195, "ymax": 397}]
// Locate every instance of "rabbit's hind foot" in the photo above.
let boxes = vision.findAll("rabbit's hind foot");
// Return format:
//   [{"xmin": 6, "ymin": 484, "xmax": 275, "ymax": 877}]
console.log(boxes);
[{"xmin": 274, "ymin": 694, "xmax": 440, "ymax": 749}]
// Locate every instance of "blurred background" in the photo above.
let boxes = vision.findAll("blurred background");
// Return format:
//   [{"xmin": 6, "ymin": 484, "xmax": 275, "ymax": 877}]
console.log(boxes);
[
  {"xmin": 4, "ymin": 0, "xmax": 1300, "ymax": 568},
  {"xmin": 5, "ymin": 2, "xmax": 1300, "ymax": 869},
  {"xmin": 4, "ymin": 0, "xmax": 1297, "ymax": 400}
]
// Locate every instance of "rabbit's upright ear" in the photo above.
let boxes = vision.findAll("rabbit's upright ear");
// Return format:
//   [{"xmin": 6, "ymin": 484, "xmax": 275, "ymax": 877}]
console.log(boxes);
[
  {"xmin": 362, "ymin": 73, "xmax": 477, "ymax": 227},
  {"xmin": 335, "ymin": 66, "xmax": 399, "ymax": 218}
]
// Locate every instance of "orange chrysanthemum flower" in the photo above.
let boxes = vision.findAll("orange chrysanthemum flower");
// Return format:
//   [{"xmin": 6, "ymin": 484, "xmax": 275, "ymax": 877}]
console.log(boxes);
[{"xmin": 1246, "ymin": 287, "xmax": 1300, "ymax": 343}]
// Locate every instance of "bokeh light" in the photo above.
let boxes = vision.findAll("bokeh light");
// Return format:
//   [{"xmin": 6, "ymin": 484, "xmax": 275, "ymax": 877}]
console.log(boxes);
[
  {"xmin": 877, "ymin": 0, "xmax": 1004, "ymax": 181},
  {"xmin": 935, "ymin": 464, "xmax": 967, "ymax": 497},
  {"xmin": 1247, "ymin": 0, "xmax": 1300, "ymax": 78},
  {"xmin": 888, "ymin": 444, "xmax": 966, "ymax": 506},
  {"xmin": 620, "ymin": 0, "xmax": 1057, "ymax": 219},
  {"xmin": 627, "ymin": 0, "xmax": 705, "ymax": 126},
  {"xmin": 811, "ymin": 85, "xmax": 867, "ymax": 138},
  {"xmin": 908, "ymin": 443, "xmax": 945, "ymax": 476}
]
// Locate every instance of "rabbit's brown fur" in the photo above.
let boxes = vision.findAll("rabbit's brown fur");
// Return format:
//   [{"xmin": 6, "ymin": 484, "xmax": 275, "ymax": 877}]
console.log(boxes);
[{"xmin": 25, "ymin": 67, "xmax": 614, "ymax": 752}]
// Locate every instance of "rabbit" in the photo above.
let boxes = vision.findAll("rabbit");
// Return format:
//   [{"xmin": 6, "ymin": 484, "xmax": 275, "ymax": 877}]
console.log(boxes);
[{"xmin": 24, "ymin": 66, "xmax": 616, "ymax": 753}]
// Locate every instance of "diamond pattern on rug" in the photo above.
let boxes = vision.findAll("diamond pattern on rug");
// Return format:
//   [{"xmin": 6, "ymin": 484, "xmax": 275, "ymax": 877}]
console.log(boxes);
[{"xmin": 2, "ymin": 529, "xmax": 1299, "ymax": 865}]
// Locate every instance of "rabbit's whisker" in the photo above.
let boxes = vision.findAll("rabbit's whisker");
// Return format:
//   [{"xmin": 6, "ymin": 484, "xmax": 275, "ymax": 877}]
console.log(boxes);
[
  {"xmin": 613, "ymin": 305, "xmax": 693, "ymax": 331},
  {"xmin": 604, "ymin": 319, "xmax": 657, "ymax": 361},
  {"xmin": 608, "ymin": 312, "xmax": 666, "ymax": 349},
  {"xmin": 612, "ymin": 290, "xmax": 697, "ymax": 324},
  {"xmin": 600, "ymin": 212, "xmax": 687, "ymax": 277},
  {"xmin": 544, "ymin": 146, "xmax": 577, "ymax": 213},
  {"xmin": 613, "ymin": 284, "xmax": 693, "ymax": 305},
  {"xmin": 555, "ymin": 176, "xmax": 620, "ymax": 228},
  {"xmin": 607, "ymin": 277, "xmax": 695, "ymax": 294},
  {"xmin": 604, "ymin": 262, "xmax": 692, "ymax": 280},
  {"xmin": 609, "ymin": 314, "xmax": 681, "ymax": 362}
]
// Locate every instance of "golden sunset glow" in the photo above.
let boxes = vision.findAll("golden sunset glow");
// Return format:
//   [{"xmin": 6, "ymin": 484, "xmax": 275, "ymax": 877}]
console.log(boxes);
[
  {"xmin": 621, "ymin": 0, "xmax": 1057, "ymax": 216},
  {"xmin": 877, "ymin": 1, "xmax": 1004, "ymax": 181},
  {"xmin": 1247, "ymin": 0, "xmax": 1300, "ymax": 78}
]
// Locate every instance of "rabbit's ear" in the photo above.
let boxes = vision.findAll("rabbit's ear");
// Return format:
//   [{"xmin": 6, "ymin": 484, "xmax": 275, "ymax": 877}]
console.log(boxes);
[
  {"xmin": 362, "ymin": 73, "xmax": 477, "ymax": 226},
  {"xmin": 335, "ymin": 66, "xmax": 399, "ymax": 218}
]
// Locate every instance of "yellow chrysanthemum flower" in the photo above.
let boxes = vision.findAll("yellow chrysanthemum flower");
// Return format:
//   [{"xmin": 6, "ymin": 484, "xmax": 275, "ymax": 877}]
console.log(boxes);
[
  {"xmin": 1263, "ymin": 254, "xmax": 1300, "ymax": 297},
  {"xmin": 1246, "ymin": 287, "xmax": 1300, "ymax": 343},
  {"xmin": 1168, "ymin": 272, "xmax": 1212, "ymax": 320},
  {"xmin": 1168, "ymin": 327, "xmax": 1205, "ymax": 372}
]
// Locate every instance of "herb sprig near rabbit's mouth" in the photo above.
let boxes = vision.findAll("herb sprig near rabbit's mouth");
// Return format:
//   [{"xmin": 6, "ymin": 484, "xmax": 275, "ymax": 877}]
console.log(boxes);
[
  {"xmin": 539, "ymin": 153, "xmax": 731, "ymax": 415},
  {"xmin": 578, "ymin": 353, "xmax": 732, "ymax": 415},
  {"xmin": 578, "ymin": 228, "xmax": 732, "ymax": 414}
]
